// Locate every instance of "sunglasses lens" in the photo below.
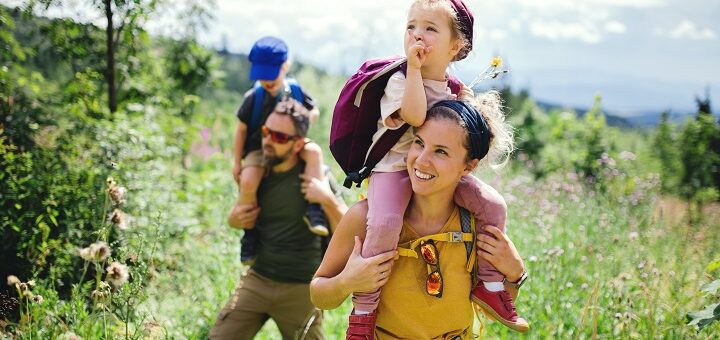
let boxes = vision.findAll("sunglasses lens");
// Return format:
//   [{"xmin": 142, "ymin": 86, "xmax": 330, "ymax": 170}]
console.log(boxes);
[
  {"xmin": 420, "ymin": 242, "xmax": 438, "ymax": 265},
  {"xmin": 426, "ymin": 271, "xmax": 442, "ymax": 296},
  {"xmin": 261, "ymin": 126, "xmax": 292, "ymax": 144}
]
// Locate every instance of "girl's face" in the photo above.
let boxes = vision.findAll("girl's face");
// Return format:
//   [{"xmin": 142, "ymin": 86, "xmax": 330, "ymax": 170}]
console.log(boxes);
[
  {"xmin": 404, "ymin": 4, "xmax": 461, "ymax": 68},
  {"xmin": 407, "ymin": 118, "xmax": 475, "ymax": 197}
]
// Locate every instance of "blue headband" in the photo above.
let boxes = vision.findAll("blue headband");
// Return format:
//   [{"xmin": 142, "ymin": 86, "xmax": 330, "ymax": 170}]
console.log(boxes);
[{"xmin": 432, "ymin": 100, "xmax": 491, "ymax": 160}]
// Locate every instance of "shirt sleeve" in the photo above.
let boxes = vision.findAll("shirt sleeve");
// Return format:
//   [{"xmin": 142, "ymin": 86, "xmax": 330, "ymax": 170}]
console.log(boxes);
[
  {"xmin": 379, "ymin": 71, "xmax": 407, "ymax": 129},
  {"xmin": 236, "ymin": 89, "xmax": 255, "ymax": 124}
]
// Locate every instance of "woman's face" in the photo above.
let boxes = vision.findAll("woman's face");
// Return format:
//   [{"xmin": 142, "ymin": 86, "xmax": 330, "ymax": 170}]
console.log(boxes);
[{"xmin": 407, "ymin": 118, "xmax": 474, "ymax": 197}]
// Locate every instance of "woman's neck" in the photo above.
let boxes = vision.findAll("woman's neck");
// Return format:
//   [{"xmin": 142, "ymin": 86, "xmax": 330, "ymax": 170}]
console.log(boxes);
[
  {"xmin": 406, "ymin": 189, "xmax": 456, "ymax": 235},
  {"xmin": 420, "ymin": 63, "xmax": 449, "ymax": 82}
]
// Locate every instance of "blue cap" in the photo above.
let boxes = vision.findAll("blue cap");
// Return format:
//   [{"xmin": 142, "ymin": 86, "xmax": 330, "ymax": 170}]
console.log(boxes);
[{"xmin": 248, "ymin": 36, "xmax": 288, "ymax": 81}]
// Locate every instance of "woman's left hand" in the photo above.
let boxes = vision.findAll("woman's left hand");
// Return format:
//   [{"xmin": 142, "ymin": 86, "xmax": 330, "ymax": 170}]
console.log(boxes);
[{"xmin": 476, "ymin": 225, "xmax": 525, "ymax": 282}]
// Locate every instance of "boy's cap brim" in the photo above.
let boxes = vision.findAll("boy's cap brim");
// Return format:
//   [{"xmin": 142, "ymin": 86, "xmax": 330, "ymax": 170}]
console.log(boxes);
[{"xmin": 249, "ymin": 62, "xmax": 282, "ymax": 81}]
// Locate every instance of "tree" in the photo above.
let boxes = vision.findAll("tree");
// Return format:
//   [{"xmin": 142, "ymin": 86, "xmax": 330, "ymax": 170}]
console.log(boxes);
[
  {"xmin": 31, "ymin": 0, "xmax": 159, "ymax": 113},
  {"xmin": 653, "ymin": 112, "xmax": 681, "ymax": 193}
]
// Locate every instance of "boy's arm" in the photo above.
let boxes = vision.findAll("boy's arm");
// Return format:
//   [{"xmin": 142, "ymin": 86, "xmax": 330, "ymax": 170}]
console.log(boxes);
[
  {"xmin": 397, "ymin": 67, "xmax": 427, "ymax": 127},
  {"xmin": 232, "ymin": 122, "xmax": 247, "ymax": 184}
]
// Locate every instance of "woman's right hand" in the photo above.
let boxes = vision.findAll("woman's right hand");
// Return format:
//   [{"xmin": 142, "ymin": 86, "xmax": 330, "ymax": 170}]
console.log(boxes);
[{"xmin": 339, "ymin": 236, "xmax": 397, "ymax": 294}]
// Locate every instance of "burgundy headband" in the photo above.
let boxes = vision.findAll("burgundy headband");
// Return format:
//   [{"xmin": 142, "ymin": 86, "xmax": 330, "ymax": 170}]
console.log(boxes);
[{"xmin": 448, "ymin": 0, "xmax": 474, "ymax": 58}]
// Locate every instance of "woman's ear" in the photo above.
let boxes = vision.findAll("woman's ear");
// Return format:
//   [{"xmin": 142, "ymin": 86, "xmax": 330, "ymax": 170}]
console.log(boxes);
[{"xmin": 463, "ymin": 158, "xmax": 479, "ymax": 175}]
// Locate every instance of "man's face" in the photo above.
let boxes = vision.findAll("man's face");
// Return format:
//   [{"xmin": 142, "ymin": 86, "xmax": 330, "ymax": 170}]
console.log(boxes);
[{"xmin": 262, "ymin": 112, "xmax": 303, "ymax": 166}]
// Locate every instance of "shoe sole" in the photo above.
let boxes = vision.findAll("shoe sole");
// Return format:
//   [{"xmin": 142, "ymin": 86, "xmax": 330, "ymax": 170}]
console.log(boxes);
[
  {"xmin": 472, "ymin": 296, "xmax": 530, "ymax": 333},
  {"xmin": 303, "ymin": 217, "xmax": 330, "ymax": 236}
]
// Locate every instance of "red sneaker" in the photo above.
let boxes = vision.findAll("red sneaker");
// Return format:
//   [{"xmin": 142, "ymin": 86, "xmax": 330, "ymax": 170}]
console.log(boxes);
[
  {"xmin": 471, "ymin": 284, "xmax": 529, "ymax": 333},
  {"xmin": 346, "ymin": 310, "xmax": 377, "ymax": 340}
]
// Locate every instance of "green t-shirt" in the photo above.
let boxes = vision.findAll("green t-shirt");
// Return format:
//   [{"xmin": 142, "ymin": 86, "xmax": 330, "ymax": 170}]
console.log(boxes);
[{"xmin": 251, "ymin": 162, "xmax": 344, "ymax": 283}]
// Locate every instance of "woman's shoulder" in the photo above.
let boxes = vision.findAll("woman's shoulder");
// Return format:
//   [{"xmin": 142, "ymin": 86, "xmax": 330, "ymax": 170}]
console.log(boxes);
[{"xmin": 338, "ymin": 200, "xmax": 370, "ymax": 236}]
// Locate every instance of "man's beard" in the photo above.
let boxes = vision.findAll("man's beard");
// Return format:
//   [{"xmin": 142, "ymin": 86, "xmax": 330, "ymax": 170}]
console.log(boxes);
[{"xmin": 264, "ymin": 145, "xmax": 295, "ymax": 166}]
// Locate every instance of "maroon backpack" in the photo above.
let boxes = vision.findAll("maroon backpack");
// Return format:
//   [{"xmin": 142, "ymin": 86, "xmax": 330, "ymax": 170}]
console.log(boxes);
[{"xmin": 329, "ymin": 56, "xmax": 462, "ymax": 188}]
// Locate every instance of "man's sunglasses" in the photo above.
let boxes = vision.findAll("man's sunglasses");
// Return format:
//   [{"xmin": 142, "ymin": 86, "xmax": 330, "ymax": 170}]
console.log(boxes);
[
  {"xmin": 261, "ymin": 125, "xmax": 300, "ymax": 144},
  {"xmin": 420, "ymin": 240, "xmax": 443, "ymax": 298}
]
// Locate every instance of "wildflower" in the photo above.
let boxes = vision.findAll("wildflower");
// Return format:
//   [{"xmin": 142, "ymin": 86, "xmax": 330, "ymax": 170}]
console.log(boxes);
[
  {"xmin": 528, "ymin": 255, "xmax": 538, "ymax": 262},
  {"xmin": 91, "ymin": 289, "xmax": 107, "ymax": 300},
  {"xmin": 491, "ymin": 56, "xmax": 503, "ymax": 68},
  {"xmin": 581, "ymin": 256, "xmax": 588, "ymax": 262},
  {"xmin": 99, "ymin": 281, "xmax": 111, "ymax": 290},
  {"xmin": 628, "ymin": 231, "xmax": 639, "ymax": 241},
  {"xmin": 108, "ymin": 185, "xmax": 127, "ymax": 205},
  {"xmin": 32, "ymin": 294, "xmax": 43, "ymax": 304},
  {"xmin": 18, "ymin": 282, "xmax": 29, "ymax": 292},
  {"xmin": 566, "ymin": 282, "xmax": 573, "ymax": 288},
  {"xmin": 110, "ymin": 209, "xmax": 128, "ymax": 230},
  {"xmin": 581, "ymin": 283, "xmax": 589, "ymax": 289},
  {"xmin": 620, "ymin": 151, "xmax": 636, "ymax": 161},
  {"xmin": 26, "ymin": 280, "xmax": 35, "ymax": 288},
  {"xmin": 93, "ymin": 242, "xmax": 111, "ymax": 261},
  {"xmin": 7, "ymin": 275, "xmax": 20, "ymax": 287},
  {"xmin": 79, "ymin": 247, "xmax": 93, "ymax": 261},
  {"xmin": 106, "ymin": 176, "xmax": 116, "ymax": 188},
  {"xmin": 615, "ymin": 312, "xmax": 622, "ymax": 319},
  {"xmin": 22, "ymin": 290, "xmax": 33, "ymax": 299},
  {"xmin": 106, "ymin": 262, "xmax": 129, "ymax": 287},
  {"xmin": 57, "ymin": 332, "xmax": 82, "ymax": 340}
]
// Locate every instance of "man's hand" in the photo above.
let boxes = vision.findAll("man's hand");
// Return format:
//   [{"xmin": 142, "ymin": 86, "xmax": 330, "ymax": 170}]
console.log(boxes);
[
  {"xmin": 227, "ymin": 203, "xmax": 260, "ymax": 230},
  {"xmin": 299, "ymin": 174, "xmax": 334, "ymax": 205}
]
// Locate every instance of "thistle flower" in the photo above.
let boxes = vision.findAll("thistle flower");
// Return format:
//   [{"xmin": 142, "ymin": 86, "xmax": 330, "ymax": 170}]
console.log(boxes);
[
  {"xmin": 7, "ymin": 275, "xmax": 20, "ymax": 287},
  {"xmin": 628, "ymin": 231, "xmax": 639, "ymax": 241},
  {"xmin": 32, "ymin": 294, "xmax": 43, "ymax": 304},
  {"xmin": 106, "ymin": 176, "xmax": 116, "ymax": 188},
  {"xmin": 110, "ymin": 209, "xmax": 128, "ymax": 230},
  {"xmin": 79, "ymin": 242, "xmax": 112, "ymax": 262},
  {"xmin": 108, "ymin": 185, "xmax": 126, "ymax": 206},
  {"xmin": 22, "ymin": 290, "xmax": 33, "ymax": 299},
  {"xmin": 106, "ymin": 262, "xmax": 129, "ymax": 287}
]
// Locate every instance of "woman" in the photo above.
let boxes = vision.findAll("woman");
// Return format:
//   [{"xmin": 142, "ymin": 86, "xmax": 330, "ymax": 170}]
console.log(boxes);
[{"xmin": 310, "ymin": 96, "xmax": 528, "ymax": 339}]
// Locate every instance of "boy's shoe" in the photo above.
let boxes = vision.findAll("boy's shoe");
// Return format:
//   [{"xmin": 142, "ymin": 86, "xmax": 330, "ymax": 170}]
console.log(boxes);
[
  {"xmin": 471, "ymin": 284, "xmax": 529, "ymax": 333},
  {"xmin": 240, "ymin": 228, "xmax": 259, "ymax": 266},
  {"xmin": 346, "ymin": 310, "xmax": 377, "ymax": 340},
  {"xmin": 304, "ymin": 203, "xmax": 330, "ymax": 236}
]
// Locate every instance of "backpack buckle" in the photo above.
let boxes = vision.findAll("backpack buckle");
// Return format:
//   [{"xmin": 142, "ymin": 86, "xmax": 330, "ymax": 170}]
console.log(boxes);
[{"xmin": 449, "ymin": 232, "xmax": 463, "ymax": 242}]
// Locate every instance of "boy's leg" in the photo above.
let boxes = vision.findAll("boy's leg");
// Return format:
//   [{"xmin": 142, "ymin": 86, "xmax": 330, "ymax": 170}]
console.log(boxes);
[
  {"xmin": 299, "ymin": 141, "xmax": 329, "ymax": 236},
  {"xmin": 230, "ymin": 150, "xmax": 265, "ymax": 265},
  {"xmin": 454, "ymin": 175, "xmax": 529, "ymax": 332}
]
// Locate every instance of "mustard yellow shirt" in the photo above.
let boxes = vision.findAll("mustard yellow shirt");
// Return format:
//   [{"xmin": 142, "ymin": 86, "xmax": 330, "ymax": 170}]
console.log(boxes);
[{"xmin": 375, "ymin": 207, "xmax": 474, "ymax": 339}]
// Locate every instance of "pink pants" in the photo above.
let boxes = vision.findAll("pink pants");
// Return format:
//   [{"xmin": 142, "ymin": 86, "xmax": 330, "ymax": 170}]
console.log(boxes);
[{"xmin": 352, "ymin": 171, "xmax": 507, "ymax": 312}]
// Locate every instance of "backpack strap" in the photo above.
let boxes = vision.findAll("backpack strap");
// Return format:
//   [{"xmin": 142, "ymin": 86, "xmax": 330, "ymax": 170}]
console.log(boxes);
[
  {"xmin": 287, "ymin": 78, "xmax": 306, "ymax": 104},
  {"xmin": 344, "ymin": 70, "xmax": 464, "ymax": 188},
  {"xmin": 249, "ymin": 79, "xmax": 306, "ymax": 137},
  {"xmin": 396, "ymin": 208, "xmax": 476, "ymax": 277},
  {"xmin": 250, "ymin": 83, "xmax": 265, "ymax": 136}
]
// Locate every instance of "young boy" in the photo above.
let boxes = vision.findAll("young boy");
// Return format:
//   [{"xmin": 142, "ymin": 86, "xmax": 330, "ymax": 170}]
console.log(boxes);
[{"xmin": 228, "ymin": 36, "xmax": 329, "ymax": 265}]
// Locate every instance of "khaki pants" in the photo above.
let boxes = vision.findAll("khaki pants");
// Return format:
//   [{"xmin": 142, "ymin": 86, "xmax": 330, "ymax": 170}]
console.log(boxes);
[{"xmin": 209, "ymin": 269, "xmax": 323, "ymax": 340}]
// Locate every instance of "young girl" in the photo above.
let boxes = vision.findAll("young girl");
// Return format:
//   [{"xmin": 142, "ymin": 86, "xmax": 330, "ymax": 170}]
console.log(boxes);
[{"xmin": 346, "ymin": 0, "xmax": 528, "ymax": 337}]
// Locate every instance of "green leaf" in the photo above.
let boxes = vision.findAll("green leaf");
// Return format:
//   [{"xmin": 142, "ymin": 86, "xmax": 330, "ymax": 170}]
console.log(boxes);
[
  {"xmin": 708, "ymin": 258, "xmax": 720, "ymax": 273},
  {"xmin": 702, "ymin": 280, "xmax": 720, "ymax": 295},
  {"xmin": 687, "ymin": 303, "xmax": 720, "ymax": 331}
]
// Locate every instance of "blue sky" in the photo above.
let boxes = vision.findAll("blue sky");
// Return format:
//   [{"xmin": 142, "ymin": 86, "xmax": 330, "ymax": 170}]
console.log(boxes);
[{"xmin": 7, "ymin": 0, "xmax": 719, "ymax": 115}]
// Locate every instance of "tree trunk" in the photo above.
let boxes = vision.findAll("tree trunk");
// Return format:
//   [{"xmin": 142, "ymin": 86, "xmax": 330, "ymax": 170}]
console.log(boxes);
[{"xmin": 105, "ymin": 0, "xmax": 117, "ymax": 113}]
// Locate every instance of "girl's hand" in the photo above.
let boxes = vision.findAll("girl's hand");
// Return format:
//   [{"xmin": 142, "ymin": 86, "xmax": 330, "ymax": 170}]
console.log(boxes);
[
  {"xmin": 406, "ymin": 29, "xmax": 432, "ymax": 70},
  {"xmin": 339, "ymin": 236, "xmax": 397, "ymax": 293},
  {"xmin": 476, "ymin": 225, "xmax": 525, "ymax": 282}
]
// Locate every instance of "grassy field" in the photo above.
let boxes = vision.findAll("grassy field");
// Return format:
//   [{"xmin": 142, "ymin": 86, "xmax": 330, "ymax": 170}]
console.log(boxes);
[{"xmin": 133, "ymin": 128, "xmax": 720, "ymax": 339}]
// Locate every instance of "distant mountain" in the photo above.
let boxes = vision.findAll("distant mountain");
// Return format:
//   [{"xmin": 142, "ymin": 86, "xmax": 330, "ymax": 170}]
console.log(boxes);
[{"xmin": 535, "ymin": 100, "xmax": 633, "ymax": 128}]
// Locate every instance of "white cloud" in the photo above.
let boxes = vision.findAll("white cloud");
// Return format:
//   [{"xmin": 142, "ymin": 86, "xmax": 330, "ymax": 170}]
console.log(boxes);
[
  {"xmin": 529, "ymin": 21, "xmax": 601, "ymax": 44},
  {"xmin": 605, "ymin": 21, "xmax": 627, "ymax": 34},
  {"xmin": 668, "ymin": 20, "xmax": 716, "ymax": 40},
  {"xmin": 489, "ymin": 29, "xmax": 508, "ymax": 41}
]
